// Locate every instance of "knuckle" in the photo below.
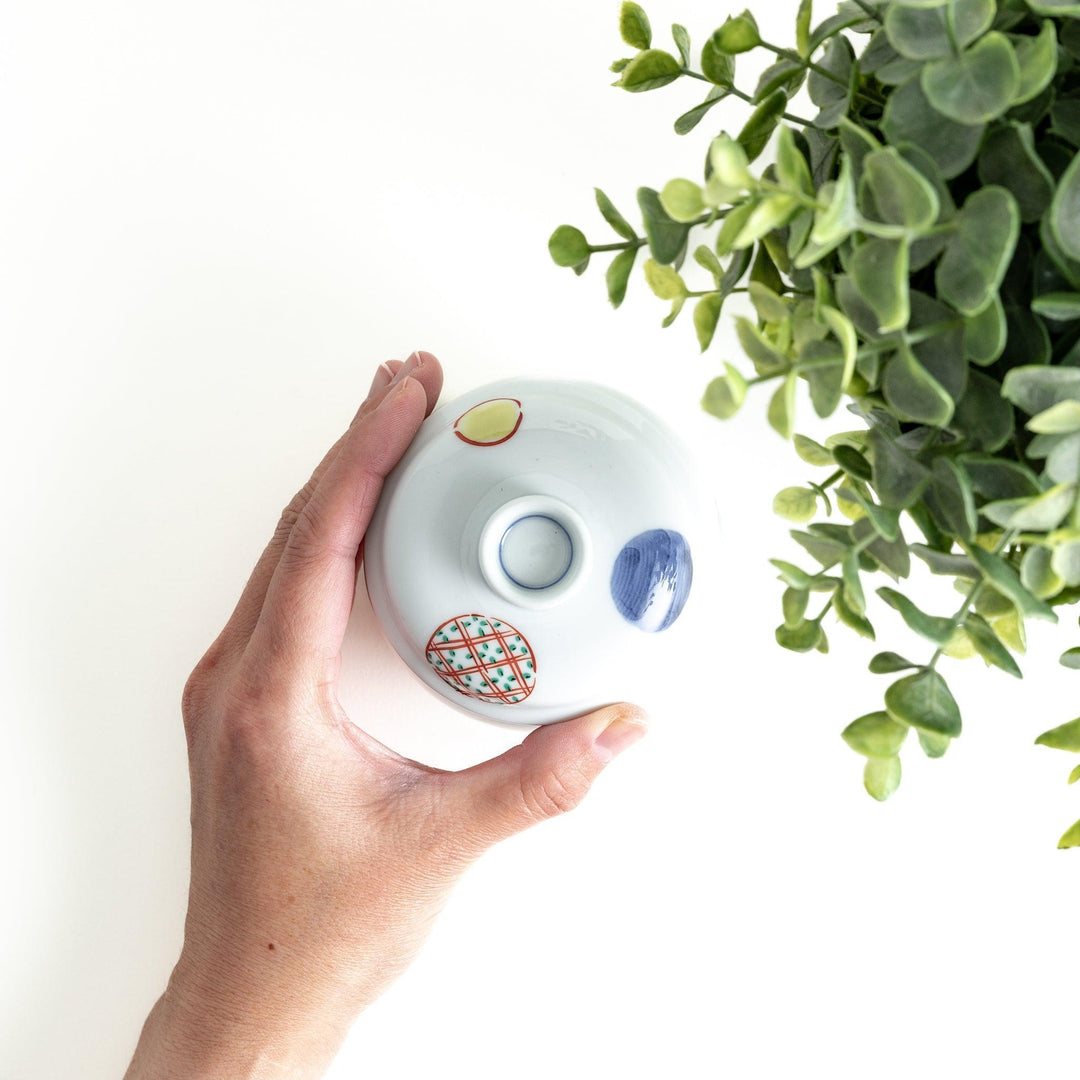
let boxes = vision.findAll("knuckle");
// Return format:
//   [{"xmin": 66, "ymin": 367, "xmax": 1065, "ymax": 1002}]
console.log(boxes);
[
  {"xmin": 274, "ymin": 480, "xmax": 319, "ymax": 543},
  {"xmin": 519, "ymin": 768, "xmax": 586, "ymax": 821}
]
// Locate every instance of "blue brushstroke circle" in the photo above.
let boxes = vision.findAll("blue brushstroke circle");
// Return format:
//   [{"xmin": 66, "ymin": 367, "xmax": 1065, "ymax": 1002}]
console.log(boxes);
[{"xmin": 610, "ymin": 529, "xmax": 692, "ymax": 632}]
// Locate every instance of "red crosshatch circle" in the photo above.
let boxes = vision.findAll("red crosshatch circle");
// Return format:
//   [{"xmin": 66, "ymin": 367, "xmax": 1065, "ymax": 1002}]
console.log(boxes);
[
  {"xmin": 425, "ymin": 614, "xmax": 537, "ymax": 704},
  {"xmin": 453, "ymin": 398, "xmax": 523, "ymax": 447}
]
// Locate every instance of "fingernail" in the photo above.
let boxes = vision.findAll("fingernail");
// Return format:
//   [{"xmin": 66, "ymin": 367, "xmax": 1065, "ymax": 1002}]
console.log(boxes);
[
  {"xmin": 390, "ymin": 350, "xmax": 425, "ymax": 385},
  {"xmin": 367, "ymin": 362, "xmax": 396, "ymax": 398},
  {"xmin": 592, "ymin": 710, "xmax": 648, "ymax": 764},
  {"xmin": 376, "ymin": 375, "xmax": 415, "ymax": 411}
]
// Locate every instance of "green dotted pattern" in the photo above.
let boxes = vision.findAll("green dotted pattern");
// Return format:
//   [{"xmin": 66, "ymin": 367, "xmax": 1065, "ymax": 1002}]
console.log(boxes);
[{"xmin": 425, "ymin": 614, "xmax": 536, "ymax": 705}]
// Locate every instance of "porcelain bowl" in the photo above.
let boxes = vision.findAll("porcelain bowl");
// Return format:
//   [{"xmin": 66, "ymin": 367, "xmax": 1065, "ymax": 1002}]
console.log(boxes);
[{"xmin": 363, "ymin": 377, "xmax": 704, "ymax": 725}]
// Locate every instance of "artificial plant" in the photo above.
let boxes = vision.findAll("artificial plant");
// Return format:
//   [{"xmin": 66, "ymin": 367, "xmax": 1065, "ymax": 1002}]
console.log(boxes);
[{"xmin": 549, "ymin": 0, "xmax": 1080, "ymax": 845}]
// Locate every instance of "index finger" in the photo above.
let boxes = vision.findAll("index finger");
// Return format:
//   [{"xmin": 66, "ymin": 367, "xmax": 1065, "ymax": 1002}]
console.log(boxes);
[{"xmin": 247, "ymin": 367, "xmax": 436, "ymax": 684}]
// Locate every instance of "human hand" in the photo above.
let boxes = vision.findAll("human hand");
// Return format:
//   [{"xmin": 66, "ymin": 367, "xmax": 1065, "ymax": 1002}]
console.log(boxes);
[{"xmin": 124, "ymin": 351, "xmax": 647, "ymax": 1079}]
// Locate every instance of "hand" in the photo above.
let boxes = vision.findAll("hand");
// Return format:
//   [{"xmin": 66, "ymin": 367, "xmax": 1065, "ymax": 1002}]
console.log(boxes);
[{"xmin": 124, "ymin": 351, "xmax": 647, "ymax": 1079}]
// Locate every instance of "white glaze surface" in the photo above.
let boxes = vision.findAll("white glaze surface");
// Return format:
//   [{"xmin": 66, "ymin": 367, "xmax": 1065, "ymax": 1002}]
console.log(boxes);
[{"xmin": 364, "ymin": 377, "xmax": 704, "ymax": 724}]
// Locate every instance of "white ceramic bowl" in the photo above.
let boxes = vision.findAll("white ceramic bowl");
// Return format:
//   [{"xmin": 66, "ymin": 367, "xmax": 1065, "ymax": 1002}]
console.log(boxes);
[{"xmin": 363, "ymin": 377, "xmax": 703, "ymax": 725}]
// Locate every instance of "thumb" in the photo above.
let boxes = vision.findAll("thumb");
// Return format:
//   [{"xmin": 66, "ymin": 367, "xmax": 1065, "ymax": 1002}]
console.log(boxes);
[{"xmin": 440, "ymin": 704, "xmax": 648, "ymax": 851}]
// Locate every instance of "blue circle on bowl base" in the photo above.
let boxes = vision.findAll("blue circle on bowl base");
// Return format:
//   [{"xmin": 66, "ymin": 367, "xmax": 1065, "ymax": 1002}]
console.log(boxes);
[
  {"xmin": 498, "ymin": 514, "xmax": 574, "ymax": 590},
  {"xmin": 610, "ymin": 529, "xmax": 692, "ymax": 632}
]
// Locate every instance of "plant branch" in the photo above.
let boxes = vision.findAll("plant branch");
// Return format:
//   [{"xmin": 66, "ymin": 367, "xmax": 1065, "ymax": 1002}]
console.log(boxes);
[
  {"xmin": 679, "ymin": 69, "xmax": 819, "ymax": 128},
  {"xmin": 927, "ymin": 532, "xmax": 1016, "ymax": 669}
]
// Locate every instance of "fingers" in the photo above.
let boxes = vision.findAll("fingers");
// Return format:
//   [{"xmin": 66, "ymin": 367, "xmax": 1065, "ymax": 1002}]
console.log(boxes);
[
  {"xmin": 220, "ymin": 352, "xmax": 443, "ymax": 652},
  {"xmin": 435, "ymin": 704, "xmax": 648, "ymax": 852},
  {"xmin": 247, "ymin": 372, "xmax": 430, "ymax": 682}
]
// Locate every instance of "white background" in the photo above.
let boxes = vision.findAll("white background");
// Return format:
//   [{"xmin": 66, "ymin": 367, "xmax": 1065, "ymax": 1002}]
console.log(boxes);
[{"xmin": 3, "ymin": 1, "xmax": 1079, "ymax": 1077}]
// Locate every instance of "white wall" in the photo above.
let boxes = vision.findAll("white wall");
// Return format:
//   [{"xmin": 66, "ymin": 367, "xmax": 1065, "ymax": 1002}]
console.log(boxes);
[{"xmin": 2, "ymin": 1, "xmax": 1077, "ymax": 1077}]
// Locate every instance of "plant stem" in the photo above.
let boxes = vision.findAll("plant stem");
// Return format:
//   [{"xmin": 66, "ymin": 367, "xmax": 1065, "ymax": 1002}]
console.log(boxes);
[
  {"xmin": 853, "ymin": 319, "xmax": 965, "ymax": 360},
  {"xmin": 757, "ymin": 177, "xmax": 826, "ymax": 212},
  {"xmin": 758, "ymin": 39, "xmax": 879, "ymax": 106},
  {"xmin": 927, "ymin": 531, "xmax": 1016, "ymax": 669},
  {"xmin": 678, "ymin": 69, "xmax": 819, "ymax": 128},
  {"xmin": 590, "ymin": 239, "xmax": 647, "ymax": 253}
]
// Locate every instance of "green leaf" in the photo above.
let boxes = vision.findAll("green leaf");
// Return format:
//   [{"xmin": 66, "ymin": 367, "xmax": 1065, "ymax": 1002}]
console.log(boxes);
[
  {"xmin": 616, "ymin": 49, "xmax": 681, "ymax": 93},
  {"xmin": 842, "ymin": 552, "xmax": 865, "ymax": 615},
  {"xmin": 737, "ymin": 90, "xmax": 788, "ymax": 164},
  {"xmin": 881, "ymin": 76, "xmax": 985, "ymax": 181},
  {"xmin": 1035, "ymin": 717, "xmax": 1080, "ymax": 751},
  {"xmin": 709, "ymin": 134, "xmax": 752, "ymax": 191},
  {"xmin": 794, "ymin": 433, "xmax": 834, "ymax": 466},
  {"xmin": 749, "ymin": 282, "xmax": 789, "ymax": 324},
  {"xmin": 712, "ymin": 10, "xmax": 761, "ymax": 54},
  {"xmin": 595, "ymin": 188, "xmax": 637, "ymax": 241},
  {"xmin": 882, "ymin": 342, "xmax": 954, "ymax": 426},
  {"xmin": 877, "ymin": 586, "xmax": 955, "ymax": 645},
  {"xmin": 791, "ymin": 527, "xmax": 848, "ymax": 568},
  {"xmin": 736, "ymin": 316, "xmax": 789, "ymax": 376},
  {"xmin": 694, "ymin": 294, "xmax": 724, "ymax": 352},
  {"xmin": 783, "ymin": 586, "xmax": 810, "ymax": 627},
  {"xmin": 1021, "ymin": 544, "xmax": 1063, "ymax": 600},
  {"xmin": 777, "ymin": 488, "xmax": 816, "ymax": 524},
  {"xmin": 1032, "ymin": 293, "xmax": 1080, "ymax": 323},
  {"xmin": 775, "ymin": 126, "xmax": 813, "ymax": 197},
  {"xmin": 671, "ymin": 23, "xmax": 690, "ymax": 67},
  {"xmin": 755, "ymin": 58, "xmax": 806, "ymax": 104},
  {"xmin": 1001, "ymin": 366, "xmax": 1080, "ymax": 416},
  {"xmin": 967, "ymin": 545, "xmax": 1058, "ymax": 622},
  {"xmin": 869, "ymin": 651, "xmax": 919, "ymax": 674},
  {"xmin": 883, "ymin": 0, "xmax": 994, "ymax": 61},
  {"xmin": 702, "ymin": 363, "xmax": 748, "ymax": 419},
  {"xmin": 842, "ymin": 711, "xmax": 909, "ymax": 757},
  {"xmin": 796, "ymin": 0, "xmax": 813, "ymax": 58},
  {"xmin": 951, "ymin": 370, "xmax": 1014, "ymax": 454},
  {"xmin": 977, "ymin": 123, "xmax": 1055, "ymax": 225},
  {"xmin": 1048, "ymin": 434, "xmax": 1080, "ymax": 485},
  {"xmin": 775, "ymin": 618, "xmax": 823, "ymax": 652},
  {"xmin": 834, "ymin": 587, "xmax": 875, "ymax": 639},
  {"xmin": 636, "ymin": 187, "xmax": 690, "ymax": 264},
  {"xmin": 924, "ymin": 457, "xmax": 977, "ymax": 541},
  {"xmin": 643, "ymin": 258, "xmax": 686, "ymax": 300},
  {"xmin": 1053, "ymin": 539, "xmax": 1080, "ymax": 587},
  {"xmin": 660, "ymin": 179, "xmax": 705, "ymax": 224},
  {"xmin": 771, "ymin": 559, "xmax": 815, "ymax": 589},
  {"xmin": 1058, "ymin": 819, "xmax": 1080, "ymax": 850},
  {"xmin": 768, "ymin": 373, "xmax": 797, "ymax": 439},
  {"xmin": 918, "ymin": 731, "xmax": 951, "ymax": 758},
  {"xmin": 859, "ymin": 147, "xmax": 940, "ymax": 235},
  {"xmin": 964, "ymin": 295, "xmax": 1007, "ymax": 365},
  {"xmin": 868, "ymin": 426, "xmax": 932, "ymax": 509},
  {"xmin": 799, "ymin": 155, "xmax": 857, "ymax": 268},
  {"xmin": 921, "ymin": 33, "xmax": 1020, "ymax": 125},
  {"xmin": 963, "ymin": 612, "xmax": 1022, "ymax": 678},
  {"xmin": 700, "ymin": 34, "xmax": 736, "ymax": 85},
  {"xmin": 1070, "ymin": 763, "xmax": 1080, "ymax": 784},
  {"xmin": 885, "ymin": 669, "xmax": 962, "ymax": 737},
  {"xmin": 619, "ymin": 1, "xmax": 652, "ymax": 49},
  {"xmin": 548, "ymin": 225, "xmax": 590, "ymax": 268},
  {"xmin": 936, "ymin": 187, "xmax": 1020, "ymax": 317},
  {"xmin": 1028, "ymin": 0, "xmax": 1080, "ymax": 15},
  {"xmin": 674, "ymin": 87, "xmax": 729, "ymax": 135},
  {"xmin": 850, "ymin": 238, "xmax": 909, "ymax": 334},
  {"xmin": 1060, "ymin": 648, "xmax": 1080, "ymax": 670},
  {"xmin": 1012, "ymin": 21, "xmax": 1058, "ymax": 106},
  {"xmin": 808, "ymin": 34, "xmax": 854, "ymax": 129},
  {"xmin": 605, "ymin": 247, "xmax": 636, "ymax": 308},
  {"xmin": 863, "ymin": 755, "xmax": 902, "ymax": 801},
  {"xmin": 1029, "ymin": 401, "xmax": 1080, "ymax": 435}
]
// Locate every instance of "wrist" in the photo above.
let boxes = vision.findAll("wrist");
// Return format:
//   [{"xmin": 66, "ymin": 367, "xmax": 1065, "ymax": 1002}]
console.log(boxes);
[{"xmin": 124, "ymin": 957, "xmax": 352, "ymax": 1080}]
